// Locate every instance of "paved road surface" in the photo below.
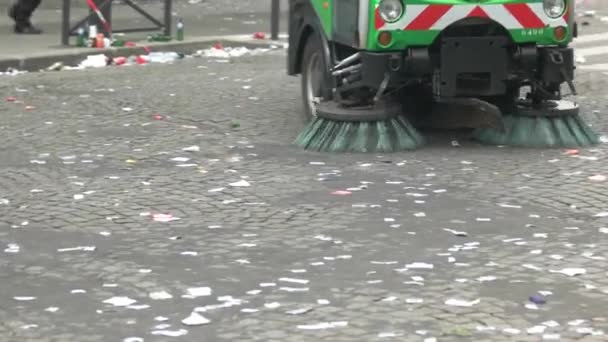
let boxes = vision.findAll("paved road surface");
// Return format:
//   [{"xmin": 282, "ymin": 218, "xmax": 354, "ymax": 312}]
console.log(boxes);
[{"xmin": 2, "ymin": 15, "xmax": 608, "ymax": 342}]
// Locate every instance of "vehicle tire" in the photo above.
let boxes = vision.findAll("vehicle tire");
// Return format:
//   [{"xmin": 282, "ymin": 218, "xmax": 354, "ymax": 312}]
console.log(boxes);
[{"xmin": 300, "ymin": 33, "xmax": 332, "ymax": 122}]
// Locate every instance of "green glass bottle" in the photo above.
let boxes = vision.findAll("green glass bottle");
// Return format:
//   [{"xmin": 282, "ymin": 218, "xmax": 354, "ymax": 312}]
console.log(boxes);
[{"xmin": 176, "ymin": 18, "xmax": 184, "ymax": 41}]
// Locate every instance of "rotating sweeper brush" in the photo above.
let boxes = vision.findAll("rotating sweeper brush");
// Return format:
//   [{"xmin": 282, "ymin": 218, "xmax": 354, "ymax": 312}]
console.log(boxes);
[{"xmin": 287, "ymin": 0, "xmax": 600, "ymax": 152}]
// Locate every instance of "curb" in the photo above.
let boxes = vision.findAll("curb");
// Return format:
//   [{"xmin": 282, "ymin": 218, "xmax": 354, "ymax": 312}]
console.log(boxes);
[{"xmin": 0, "ymin": 35, "xmax": 287, "ymax": 73}]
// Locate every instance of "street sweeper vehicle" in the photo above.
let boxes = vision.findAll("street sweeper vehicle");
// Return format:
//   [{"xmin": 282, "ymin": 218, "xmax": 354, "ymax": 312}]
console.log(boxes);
[{"xmin": 288, "ymin": 0, "xmax": 600, "ymax": 152}]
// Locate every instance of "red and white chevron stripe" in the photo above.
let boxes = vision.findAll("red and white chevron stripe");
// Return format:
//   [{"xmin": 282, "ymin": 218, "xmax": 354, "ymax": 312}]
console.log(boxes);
[{"xmin": 375, "ymin": 3, "xmax": 569, "ymax": 31}]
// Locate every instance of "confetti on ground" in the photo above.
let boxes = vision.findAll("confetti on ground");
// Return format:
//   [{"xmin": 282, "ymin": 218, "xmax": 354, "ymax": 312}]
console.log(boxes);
[
  {"xmin": 181, "ymin": 312, "xmax": 211, "ymax": 326},
  {"xmin": 57, "ymin": 246, "xmax": 96, "ymax": 252},
  {"xmin": 184, "ymin": 287, "xmax": 212, "ymax": 298},
  {"xmin": 229, "ymin": 180, "xmax": 251, "ymax": 187},
  {"xmin": 103, "ymin": 297, "xmax": 137, "ymax": 307},
  {"xmin": 406, "ymin": 262, "xmax": 434, "ymax": 269},
  {"xmin": 149, "ymin": 291, "xmax": 173, "ymax": 300},
  {"xmin": 549, "ymin": 268, "xmax": 586, "ymax": 276},
  {"xmin": 151, "ymin": 329, "xmax": 188, "ymax": 337},
  {"xmin": 297, "ymin": 321, "xmax": 348, "ymax": 330},
  {"xmin": 152, "ymin": 214, "xmax": 180, "ymax": 222},
  {"xmin": 444, "ymin": 298, "xmax": 480, "ymax": 307}
]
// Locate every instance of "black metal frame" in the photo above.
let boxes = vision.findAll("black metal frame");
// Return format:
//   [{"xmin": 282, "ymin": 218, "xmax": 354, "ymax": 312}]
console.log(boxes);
[{"xmin": 61, "ymin": 0, "xmax": 173, "ymax": 46}]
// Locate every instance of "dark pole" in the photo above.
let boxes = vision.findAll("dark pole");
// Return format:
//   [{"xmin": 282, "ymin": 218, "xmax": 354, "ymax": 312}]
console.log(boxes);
[
  {"xmin": 61, "ymin": 0, "xmax": 71, "ymax": 46},
  {"xmin": 164, "ymin": 0, "xmax": 172, "ymax": 36},
  {"xmin": 271, "ymin": 0, "xmax": 280, "ymax": 40}
]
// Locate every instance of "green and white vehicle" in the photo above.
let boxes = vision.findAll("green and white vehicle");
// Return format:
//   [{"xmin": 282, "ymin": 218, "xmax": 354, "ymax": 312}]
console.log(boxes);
[{"xmin": 288, "ymin": 0, "xmax": 599, "ymax": 151}]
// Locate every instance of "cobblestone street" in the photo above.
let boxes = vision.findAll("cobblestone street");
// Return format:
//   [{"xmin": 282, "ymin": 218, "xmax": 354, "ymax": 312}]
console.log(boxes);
[{"xmin": 2, "ymin": 23, "xmax": 608, "ymax": 342}]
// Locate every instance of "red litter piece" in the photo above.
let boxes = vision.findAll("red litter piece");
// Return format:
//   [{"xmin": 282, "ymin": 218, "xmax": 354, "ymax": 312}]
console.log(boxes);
[
  {"xmin": 253, "ymin": 32, "xmax": 266, "ymax": 39},
  {"xmin": 142, "ymin": 46, "xmax": 151, "ymax": 54},
  {"xmin": 213, "ymin": 42, "xmax": 224, "ymax": 50},
  {"xmin": 136, "ymin": 55, "xmax": 148, "ymax": 65},
  {"xmin": 5, "ymin": 96, "xmax": 16, "ymax": 102},
  {"xmin": 113, "ymin": 56, "xmax": 127, "ymax": 65},
  {"xmin": 153, "ymin": 114, "xmax": 164, "ymax": 120},
  {"xmin": 331, "ymin": 190, "xmax": 352, "ymax": 196},
  {"xmin": 564, "ymin": 149, "xmax": 580, "ymax": 155}
]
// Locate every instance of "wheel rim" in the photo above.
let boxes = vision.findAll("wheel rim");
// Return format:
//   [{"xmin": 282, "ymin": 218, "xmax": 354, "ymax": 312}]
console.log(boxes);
[{"xmin": 305, "ymin": 51, "xmax": 324, "ymax": 118}]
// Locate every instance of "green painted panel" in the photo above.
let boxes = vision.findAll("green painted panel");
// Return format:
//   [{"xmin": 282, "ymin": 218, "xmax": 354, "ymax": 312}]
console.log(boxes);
[{"xmin": 311, "ymin": 0, "xmax": 333, "ymax": 37}]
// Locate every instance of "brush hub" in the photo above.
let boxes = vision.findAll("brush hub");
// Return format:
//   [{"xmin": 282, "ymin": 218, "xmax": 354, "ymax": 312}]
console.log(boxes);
[{"xmin": 514, "ymin": 99, "xmax": 579, "ymax": 117}]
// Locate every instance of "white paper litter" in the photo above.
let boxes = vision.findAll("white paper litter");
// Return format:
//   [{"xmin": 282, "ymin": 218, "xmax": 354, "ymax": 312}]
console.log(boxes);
[
  {"xmin": 57, "ymin": 246, "xmax": 96, "ymax": 252},
  {"xmin": 182, "ymin": 312, "xmax": 210, "ymax": 326},
  {"xmin": 278, "ymin": 277, "xmax": 309, "ymax": 284},
  {"xmin": 503, "ymin": 328, "xmax": 521, "ymax": 334},
  {"xmin": 286, "ymin": 307, "xmax": 313, "ymax": 315},
  {"xmin": 549, "ymin": 268, "xmax": 586, "ymax": 276},
  {"xmin": 184, "ymin": 287, "xmax": 212, "ymax": 298},
  {"xmin": 527, "ymin": 325, "xmax": 547, "ymax": 334},
  {"xmin": 182, "ymin": 146, "xmax": 200, "ymax": 152},
  {"xmin": 229, "ymin": 180, "xmax": 251, "ymax": 187},
  {"xmin": 406, "ymin": 298, "xmax": 424, "ymax": 304},
  {"xmin": 443, "ymin": 228, "xmax": 468, "ymax": 236},
  {"xmin": 149, "ymin": 291, "xmax": 173, "ymax": 300},
  {"xmin": 103, "ymin": 296, "xmax": 136, "ymax": 307},
  {"xmin": 79, "ymin": 54, "xmax": 109, "ymax": 68},
  {"xmin": 543, "ymin": 334, "xmax": 560, "ymax": 340},
  {"xmin": 264, "ymin": 302, "xmax": 281, "ymax": 309},
  {"xmin": 477, "ymin": 276, "xmax": 497, "ymax": 282},
  {"xmin": 445, "ymin": 298, "xmax": 480, "ymax": 307},
  {"xmin": 406, "ymin": 262, "xmax": 434, "ymax": 269},
  {"xmin": 123, "ymin": 338, "xmax": 144, "ymax": 342},
  {"xmin": 197, "ymin": 46, "xmax": 267, "ymax": 58},
  {"xmin": 152, "ymin": 214, "xmax": 180, "ymax": 222},
  {"xmin": 14, "ymin": 296, "xmax": 36, "ymax": 301},
  {"xmin": 297, "ymin": 321, "xmax": 348, "ymax": 330},
  {"xmin": 4, "ymin": 244, "xmax": 20, "ymax": 253},
  {"xmin": 151, "ymin": 329, "xmax": 188, "ymax": 337}
]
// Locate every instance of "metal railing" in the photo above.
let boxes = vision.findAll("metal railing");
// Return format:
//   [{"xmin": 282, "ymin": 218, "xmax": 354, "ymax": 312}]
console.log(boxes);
[
  {"xmin": 61, "ymin": 0, "xmax": 172, "ymax": 46},
  {"xmin": 61, "ymin": 0, "xmax": 281, "ymax": 46}
]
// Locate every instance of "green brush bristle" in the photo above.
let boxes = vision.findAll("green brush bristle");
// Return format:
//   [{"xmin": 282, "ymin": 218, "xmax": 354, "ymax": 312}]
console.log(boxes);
[
  {"xmin": 375, "ymin": 121, "xmax": 393, "ymax": 152},
  {"xmin": 473, "ymin": 113, "xmax": 600, "ymax": 148},
  {"xmin": 350, "ymin": 122, "xmax": 370, "ymax": 153},
  {"xmin": 294, "ymin": 116, "xmax": 424, "ymax": 153}
]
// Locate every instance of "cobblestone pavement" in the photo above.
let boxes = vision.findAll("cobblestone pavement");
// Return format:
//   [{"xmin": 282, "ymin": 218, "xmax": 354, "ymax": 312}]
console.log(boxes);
[{"xmin": 2, "ymin": 41, "xmax": 608, "ymax": 342}]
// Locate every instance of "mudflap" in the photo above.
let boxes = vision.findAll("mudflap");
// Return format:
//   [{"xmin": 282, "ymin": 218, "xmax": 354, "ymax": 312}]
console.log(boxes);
[{"xmin": 417, "ymin": 97, "xmax": 505, "ymax": 132}]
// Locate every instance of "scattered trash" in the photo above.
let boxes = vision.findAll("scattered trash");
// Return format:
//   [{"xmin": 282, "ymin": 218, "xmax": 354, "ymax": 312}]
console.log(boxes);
[
  {"xmin": 297, "ymin": 321, "xmax": 348, "ymax": 330},
  {"xmin": 182, "ymin": 145, "xmax": 200, "ymax": 152},
  {"xmin": 79, "ymin": 54, "xmax": 110, "ymax": 68},
  {"xmin": 4, "ymin": 244, "xmax": 20, "ymax": 253},
  {"xmin": 149, "ymin": 291, "xmax": 173, "ymax": 300},
  {"xmin": 549, "ymin": 268, "xmax": 586, "ymax": 276},
  {"xmin": 152, "ymin": 213, "xmax": 180, "ymax": 222},
  {"xmin": 331, "ymin": 190, "xmax": 352, "ymax": 196},
  {"xmin": 151, "ymin": 329, "xmax": 188, "ymax": 337},
  {"xmin": 181, "ymin": 312, "xmax": 210, "ymax": 326},
  {"xmin": 529, "ymin": 294, "xmax": 547, "ymax": 305},
  {"xmin": 103, "ymin": 296, "xmax": 137, "ymax": 307},
  {"xmin": 564, "ymin": 149, "xmax": 580, "ymax": 155},
  {"xmin": 253, "ymin": 32, "xmax": 266, "ymax": 39},
  {"xmin": 445, "ymin": 298, "xmax": 480, "ymax": 307},
  {"xmin": 588, "ymin": 175, "xmax": 607, "ymax": 182},
  {"xmin": 229, "ymin": 180, "xmax": 251, "ymax": 187},
  {"xmin": 184, "ymin": 287, "xmax": 212, "ymax": 298}
]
